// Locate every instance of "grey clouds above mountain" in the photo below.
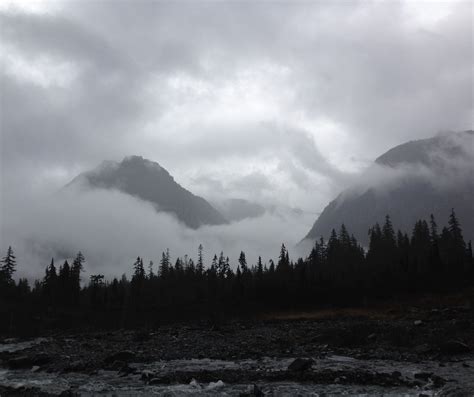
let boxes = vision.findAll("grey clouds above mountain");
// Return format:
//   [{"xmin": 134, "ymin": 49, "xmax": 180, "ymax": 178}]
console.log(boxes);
[{"xmin": 1, "ymin": 0, "xmax": 472, "ymax": 212}]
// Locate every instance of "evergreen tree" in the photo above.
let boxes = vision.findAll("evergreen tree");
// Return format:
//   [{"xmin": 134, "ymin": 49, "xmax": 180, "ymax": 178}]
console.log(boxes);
[
  {"xmin": 410, "ymin": 219, "xmax": 431, "ymax": 276},
  {"xmin": 397, "ymin": 231, "xmax": 410, "ymax": 274},
  {"xmin": 211, "ymin": 254, "xmax": 218, "ymax": 272},
  {"xmin": 268, "ymin": 259, "xmax": 275, "ymax": 273},
  {"xmin": 90, "ymin": 274, "xmax": 105, "ymax": 286},
  {"xmin": 467, "ymin": 241, "xmax": 474, "ymax": 274},
  {"xmin": 174, "ymin": 257, "xmax": 184, "ymax": 274},
  {"xmin": 277, "ymin": 244, "xmax": 289, "ymax": 271},
  {"xmin": 428, "ymin": 214, "xmax": 442, "ymax": 276},
  {"xmin": 197, "ymin": 244, "xmax": 204, "ymax": 275},
  {"xmin": 224, "ymin": 257, "xmax": 232, "ymax": 279},
  {"xmin": 367, "ymin": 223, "xmax": 382, "ymax": 255},
  {"xmin": 217, "ymin": 252, "xmax": 226, "ymax": 277},
  {"xmin": 429, "ymin": 214, "xmax": 439, "ymax": 242},
  {"xmin": 257, "ymin": 256, "xmax": 263, "ymax": 276},
  {"xmin": 326, "ymin": 229, "xmax": 340, "ymax": 268},
  {"xmin": 59, "ymin": 260, "xmax": 70, "ymax": 281},
  {"xmin": 448, "ymin": 208, "xmax": 465, "ymax": 248},
  {"xmin": 439, "ymin": 226, "xmax": 452, "ymax": 266},
  {"xmin": 159, "ymin": 251, "xmax": 170, "ymax": 278},
  {"xmin": 318, "ymin": 237, "xmax": 327, "ymax": 265},
  {"xmin": 0, "ymin": 246, "xmax": 16, "ymax": 285},
  {"xmin": 448, "ymin": 208, "xmax": 466, "ymax": 267},
  {"xmin": 58, "ymin": 260, "xmax": 71, "ymax": 304},
  {"xmin": 148, "ymin": 261, "xmax": 155, "ymax": 279},
  {"xmin": 186, "ymin": 258, "xmax": 196, "ymax": 276},
  {"xmin": 382, "ymin": 215, "xmax": 396, "ymax": 249},
  {"xmin": 339, "ymin": 224, "xmax": 351, "ymax": 248},
  {"xmin": 236, "ymin": 265, "xmax": 242, "ymax": 279},
  {"xmin": 72, "ymin": 251, "xmax": 85, "ymax": 276},
  {"xmin": 42, "ymin": 258, "xmax": 57, "ymax": 302},
  {"xmin": 46, "ymin": 258, "xmax": 57, "ymax": 281},
  {"xmin": 132, "ymin": 257, "xmax": 145, "ymax": 280},
  {"xmin": 238, "ymin": 251, "xmax": 247, "ymax": 273},
  {"xmin": 17, "ymin": 278, "xmax": 30, "ymax": 297},
  {"xmin": 71, "ymin": 251, "xmax": 85, "ymax": 294}
]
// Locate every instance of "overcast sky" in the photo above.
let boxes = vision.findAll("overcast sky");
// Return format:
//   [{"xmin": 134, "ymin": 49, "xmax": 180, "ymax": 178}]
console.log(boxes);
[
  {"xmin": 0, "ymin": 0, "xmax": 473, "ymax": 276},
  {"xmin": 1, "ymin": 0, "xmax": 472, "ymax": 208}
]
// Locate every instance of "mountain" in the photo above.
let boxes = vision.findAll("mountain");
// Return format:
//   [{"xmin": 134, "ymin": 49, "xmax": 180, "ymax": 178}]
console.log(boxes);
[
  {"xmin": 212, "ymin": 198, "xmax": 266, "ymax": 222},
  {"xmin": 375, "ymin": 130, "xmax": 474, "ymax": 168},
  {"xmin": 303, "ymin": 131, "xmax": 474, "ymax": 246},
  {"xmin": 67, "ymin": 155, "xmax": 228, "ymax": 229}
]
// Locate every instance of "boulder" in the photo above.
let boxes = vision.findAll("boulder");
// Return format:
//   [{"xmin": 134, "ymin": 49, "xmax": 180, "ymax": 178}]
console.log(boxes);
[
  {"xmin": 110, "ymin": 360, "xmax": 126, "ymax": 370},
  {"xmin": 65, "ymin": 359, "xmax": 87, "ymax": 372},
  {"xmin": 141, "ymin": 369, "xmax": 154, "ymax": 381},
  {"xmin": 240, "ymin": 384, "xmax": 265, "ymax": 397},
  {"xmin": 440, "ymin": 340, "xmax": 470, "ymax": 355},
  {"xmin": 288, "ymin": 357, "xmax": 314, "ymax": 371},
  {"xmin": 414, "ymin": 344, "xmax": 431, "ymax": 354},
  {"xmin": 414, "ymin": 372, "xmax": 433, "ymax": 380}
]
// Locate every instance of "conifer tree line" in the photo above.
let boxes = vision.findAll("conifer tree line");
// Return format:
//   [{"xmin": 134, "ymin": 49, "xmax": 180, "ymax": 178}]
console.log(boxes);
[{"xmin": 1, "ymin": 210, "xmax": 473, "ymax": 332}]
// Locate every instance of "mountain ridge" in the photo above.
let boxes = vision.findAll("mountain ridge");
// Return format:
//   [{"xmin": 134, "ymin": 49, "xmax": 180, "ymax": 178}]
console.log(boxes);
[
  {"xmin": 67, "ymin": 155, "xmax": 228, "ymax": 229},
  {"xmin": 303, "ymin": 130, "xmax": 474, "ymax": 246}
]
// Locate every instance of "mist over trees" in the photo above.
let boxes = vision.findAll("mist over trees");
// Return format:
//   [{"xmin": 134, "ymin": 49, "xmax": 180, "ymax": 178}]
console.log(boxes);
[
  {"xmin": 1, "ymin": 210, "xmax": 473, "ymax": 334},
  {"xmin": 304, "ymin": 131, "xmax": 474, "ymax": 246}
]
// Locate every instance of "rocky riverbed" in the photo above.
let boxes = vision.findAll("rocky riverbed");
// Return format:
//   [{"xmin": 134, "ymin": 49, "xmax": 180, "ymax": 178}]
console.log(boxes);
[{"xmin": 0, "ymin": 303, "xmax": 473, "ymax": 396}]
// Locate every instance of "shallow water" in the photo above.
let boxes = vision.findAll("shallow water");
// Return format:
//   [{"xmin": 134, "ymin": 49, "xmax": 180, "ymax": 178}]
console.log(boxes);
[
  {"xmin": 0, "ymin": 370, "xmax": 427, "ymax": 396},
  {"xmin": 1, "ymin": 339, "xmax": 473, "ymax": 396},
  {"xmin": 0, "ymin": 337, "xmax": 49, "ymax": 353}
]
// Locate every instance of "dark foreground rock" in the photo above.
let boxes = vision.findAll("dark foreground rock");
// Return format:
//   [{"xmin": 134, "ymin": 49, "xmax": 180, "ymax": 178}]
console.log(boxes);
[
  {"xmin": 239, "ymin": 384, "xmax": 264, "ymax": 397},
  {"xmin": 2, "ymin": 304, "xmax": 472, "ymax": 375},
  {"xmin": 7, "ymin": 353, "xmax": 51, "ymax": 369},
  {"xmin": 440, "ymin": 340, "xmax": 471, "ymax": 355},
  {"xmin": 0, "ymin": 301, "xmax": 472, "ymax": 395},
  {"xmin": 288, "ymin": 357, "xmax": 314, "ymax": 371},
  {"xmin": 104, "ymin": 350, "xmax": 136, "ymax": 364},
  {"xmin": 140, "ymin": 367, "xmax": 418, "ymax": 387}
]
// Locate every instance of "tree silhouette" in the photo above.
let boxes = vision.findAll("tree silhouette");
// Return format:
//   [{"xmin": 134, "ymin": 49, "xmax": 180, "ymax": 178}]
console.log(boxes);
[
  {"xmin": 1, "ymin": 210, "xmax": 473, "ymax": 333},
  {"xmin": 238, "ymin": 251, "xmax": 247, "ymax": 273},
  {"xmin": 0, "ymin": 246, "xmax": 16, "ymax": 285},
  {"xmin": 197, "ymin": 244, "xmax": 204, "ymax": 275}
]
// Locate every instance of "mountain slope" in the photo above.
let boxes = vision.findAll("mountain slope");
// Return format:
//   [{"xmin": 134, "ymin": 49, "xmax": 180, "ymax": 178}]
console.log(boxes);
[
  {"xmin": 303, "ymin": 131, "xmax": 474, "ymax": 245},
  {"xmin": 67, "ymin": 155, "xmax": 228, "ymax": 229}
]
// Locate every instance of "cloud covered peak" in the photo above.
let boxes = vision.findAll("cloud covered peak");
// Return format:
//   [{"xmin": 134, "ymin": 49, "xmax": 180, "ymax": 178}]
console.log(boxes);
[
  {"xmin": 303, "ymin": 130, "xmax": 474, "ymax": 246},
  {"xmin": 67, "ymin": 155, "xmax": 227, "ymax": 229}
]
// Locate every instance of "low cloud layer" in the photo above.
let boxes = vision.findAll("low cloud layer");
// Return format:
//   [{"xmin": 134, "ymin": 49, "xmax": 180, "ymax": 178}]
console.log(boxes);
[{"xmin": 3, "ymin": 185, "xmax": 313, "ymax": 280}]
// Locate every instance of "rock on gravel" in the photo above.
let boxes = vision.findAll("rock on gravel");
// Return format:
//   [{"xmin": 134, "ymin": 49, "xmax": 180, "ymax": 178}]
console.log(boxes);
[
  {"xmin": 288, "ymin": 357, "xmax": 314, "ymax": 371},
  {"xmin": 440, "ymin": 340, "xmax": 470, "ymax": 355}
]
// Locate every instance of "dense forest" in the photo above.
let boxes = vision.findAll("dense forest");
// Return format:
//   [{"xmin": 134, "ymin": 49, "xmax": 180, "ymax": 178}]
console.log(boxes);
[{"xmin": 0, "ymin": 209, "xmax": 472, "ymax": 334}]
